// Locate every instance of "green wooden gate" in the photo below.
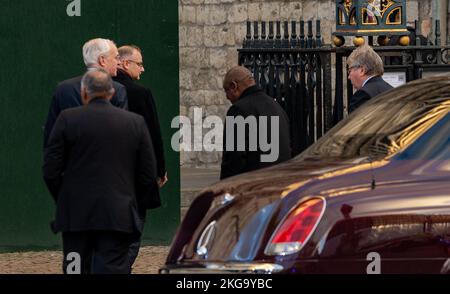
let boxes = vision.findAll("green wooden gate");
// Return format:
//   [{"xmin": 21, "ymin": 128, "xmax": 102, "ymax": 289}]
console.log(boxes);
[{"xmin": 0, "ymin": 0, "xmax": 179, "ymax": 252}]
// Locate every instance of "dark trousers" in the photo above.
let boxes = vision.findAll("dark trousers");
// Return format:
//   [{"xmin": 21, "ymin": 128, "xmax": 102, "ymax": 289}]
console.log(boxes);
[
  {"xmin": 128, "ymin": 210, "xmax": 146, "ymax": 270},
  {"xmin": 62, "ymin": 231, "xmax": 134, "ymax": 274}
]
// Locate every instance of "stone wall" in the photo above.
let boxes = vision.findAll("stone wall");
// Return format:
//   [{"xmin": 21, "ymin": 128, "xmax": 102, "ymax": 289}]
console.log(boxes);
[{"xmin": 178, "ymin": 0, "xmax": 433, "ymax": 168}]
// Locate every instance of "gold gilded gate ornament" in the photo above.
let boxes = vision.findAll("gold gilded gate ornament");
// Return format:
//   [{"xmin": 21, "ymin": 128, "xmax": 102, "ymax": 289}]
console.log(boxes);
[{"xmin": 334, "ymin": 0, "xmax": 409, "ymax": 47}]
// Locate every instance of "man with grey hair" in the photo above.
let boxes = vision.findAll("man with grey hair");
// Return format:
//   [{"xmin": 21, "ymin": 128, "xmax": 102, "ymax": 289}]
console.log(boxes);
[
  {"xmin": 347, "ymin": 45, "xmax": 393, "ymax": 113},
  {"xmin": 43, "ymin": 38, "xmax": 128, "ymax": 147},
  {"xmin": 113, "ymin": 45, "xmax": 166, "ymax": 270},
  {"xmin": 43, "ymin": 69, "xmax": 157, "ymax": 274}
]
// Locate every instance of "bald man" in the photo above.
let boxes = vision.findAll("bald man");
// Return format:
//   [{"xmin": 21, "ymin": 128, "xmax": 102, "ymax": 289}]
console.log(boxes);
[{"xmin": 220, "ymin": 66, "xmax": 291, "ymax": 179}]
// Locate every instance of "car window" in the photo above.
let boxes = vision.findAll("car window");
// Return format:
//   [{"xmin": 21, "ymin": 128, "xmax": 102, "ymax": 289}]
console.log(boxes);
[
  {"xmin": 295, "ymin": 78, "xmax": 450, "ymax": 161},
  {"xmin": 395, "ymin": 112, "xmax": 450, "ymax": 161}
]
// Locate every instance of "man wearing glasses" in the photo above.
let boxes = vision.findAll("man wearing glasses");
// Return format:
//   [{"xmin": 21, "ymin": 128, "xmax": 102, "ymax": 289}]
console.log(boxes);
[
  {"xmin": 113, "ymin": 45, "xmax": 167, "ymax": 270},
  {"xmin": 44, "ymin": 38, "xmax": 128, "ymax": 147},
  {"xmin": 347, "ymin": 45, "xmax": 393, "ymax": 113}
]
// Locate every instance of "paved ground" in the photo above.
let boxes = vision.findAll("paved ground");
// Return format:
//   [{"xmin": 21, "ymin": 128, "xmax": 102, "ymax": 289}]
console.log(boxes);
[
  {"xmin": 0, "ymin": 246, "xmax": 169, "ymax": 274},
  {"xmin": 181, "ymin": 166, "xmax": 220, "ymax": 190},
  {"xmin": 0, "ymin": 167, "xmax": 219, "ymax": 274}
]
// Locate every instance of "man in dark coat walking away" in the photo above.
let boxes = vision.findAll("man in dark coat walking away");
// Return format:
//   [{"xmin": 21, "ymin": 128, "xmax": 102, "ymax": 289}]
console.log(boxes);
[
  {"xmin": 347, "ymin": 45, "xmax": 393, "ymax": 113},
  {"xmin": 113, "ymin": 45, "xmax": 166, "ymax": 269},
  {"xmin": 220, "ymin": 66, "xmax": 291, "ymax": 180},
  {"xmin": 43, "ymin": 38, "xmax": 128, "ymax": 148},
  {"xmin": 43, "ymin": 69, "xmax": 157, "ymax": 274}
]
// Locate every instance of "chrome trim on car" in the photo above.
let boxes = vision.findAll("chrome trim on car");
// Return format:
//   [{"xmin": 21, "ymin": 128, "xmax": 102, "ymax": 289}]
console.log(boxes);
[
  {"xmin": 222, "ymin": 193, "xmax": 235, "ymax": 205},
  {"xmin": 196, "ymin": 220, "xmax": 217, "ymax": 258},
  {"xmin": 160, "ymin": 262, "xmax": 284, "ymax": 274}
]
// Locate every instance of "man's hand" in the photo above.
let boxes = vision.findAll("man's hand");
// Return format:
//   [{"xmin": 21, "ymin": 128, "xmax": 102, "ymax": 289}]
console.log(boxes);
[{"xmin": 157, "ymin": 173, "xmax": 168, "ymax": 188}]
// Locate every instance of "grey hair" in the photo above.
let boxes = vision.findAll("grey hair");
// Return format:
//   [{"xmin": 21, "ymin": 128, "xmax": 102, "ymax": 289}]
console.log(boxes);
[
  {"xmin": 82, "ymin": 38, "xmax": 116, "ymax": 67},
  {"xmin": 347, "ymin": 45, "xmax": 384, "ymax": 76},
  {"xmin": 81, "ymin": 69, "xmax": 114, "ymax": 97},
  {"xmin": 118, "ymin": 45, "xmax": 142, "ymax": 60}
]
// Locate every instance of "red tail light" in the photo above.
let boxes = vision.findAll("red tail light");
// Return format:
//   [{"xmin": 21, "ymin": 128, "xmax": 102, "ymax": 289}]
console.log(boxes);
[{"xmin": 265, "ymin": 198, "xmax": 325, "ymax": 256}]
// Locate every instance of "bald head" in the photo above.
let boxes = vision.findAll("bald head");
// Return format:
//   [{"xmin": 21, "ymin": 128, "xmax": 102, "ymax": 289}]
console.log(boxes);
[
  {"xmin": 81, "ymin": 69, "xmax": 115, "ymax": 104},
  {"xmin": 223, "ymin": 66, "xmax": 254, "ymax": 88},
  {"xmin": 223, "ymin": 66, "xmax": 255, "ymax": 103}
]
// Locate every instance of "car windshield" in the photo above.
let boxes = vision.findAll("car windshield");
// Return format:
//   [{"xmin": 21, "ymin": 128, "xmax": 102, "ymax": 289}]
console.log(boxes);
[
  {"xmin": 395, "ymin": 112, "xmax": 450, "ymax": 161},
  {"xmin": 294, "ymin": 77, "xmax": 450, "ymax": 161}
]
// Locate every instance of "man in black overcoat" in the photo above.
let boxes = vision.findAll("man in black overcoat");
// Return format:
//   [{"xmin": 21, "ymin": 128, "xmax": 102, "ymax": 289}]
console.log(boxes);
[
  {"xmin": 113, "ymin": 45, "xmax": 167, "ymax": 268},
  {"xmin": 220, "ymin": 66, "xmax": 291, "ymax": 180}
]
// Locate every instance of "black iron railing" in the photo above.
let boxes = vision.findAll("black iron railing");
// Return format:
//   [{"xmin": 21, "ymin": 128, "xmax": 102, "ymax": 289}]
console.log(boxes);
[{"xmin": 239, "ymin": 20, "xmax": 332, "ymax": 156}]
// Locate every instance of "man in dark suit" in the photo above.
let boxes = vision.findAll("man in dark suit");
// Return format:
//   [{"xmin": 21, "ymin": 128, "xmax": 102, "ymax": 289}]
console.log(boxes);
[
  {"xmin": 220, "ymin": 66, "xmax": 291, "ymax": 179},
  {"xmin": 43, "ymin": 69, "xmax": 157, "ymax": 274},
  {"xmin": 347, "ymin": 45, "xmax": 393, "ymax": 113},
  {"xmin": 43, "ymin": 38, "xmax": 128, "ymax": 147},
  {"xmin": 113, "ymin": 45, "xmax": 166, "ymax": 269}
]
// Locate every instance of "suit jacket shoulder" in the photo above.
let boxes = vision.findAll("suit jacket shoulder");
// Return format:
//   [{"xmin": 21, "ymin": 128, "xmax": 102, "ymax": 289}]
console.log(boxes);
[
  {"xmin": 362, "ymin": 76, "xmax": 393, "ymax": 98},
  {"xmin": 54, "ymin": 76, "xmax": 127, "ymax": 108},
  {"xmin": 53, "ymin": 76, "xmax": 82, "ymax": 107},
  {"xmin": 56, "ymin": 76, "xmax": 82, "ymax": 90},
  {"xmin": 349, "ymin": 76, "xmax": 393, "ymax": 113}
]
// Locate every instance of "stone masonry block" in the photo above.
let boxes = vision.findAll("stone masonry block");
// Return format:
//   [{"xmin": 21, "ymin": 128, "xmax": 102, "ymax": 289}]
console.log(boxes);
[{"xmin": 228, "ymin": 3, "xmax": 248, "ymax": 23}]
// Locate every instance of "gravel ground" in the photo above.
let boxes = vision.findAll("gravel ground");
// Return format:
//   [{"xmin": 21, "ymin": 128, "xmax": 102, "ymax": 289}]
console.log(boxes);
[{"xmin": 0, "ymin": 246, "xmax": 169, "ymax": 274}]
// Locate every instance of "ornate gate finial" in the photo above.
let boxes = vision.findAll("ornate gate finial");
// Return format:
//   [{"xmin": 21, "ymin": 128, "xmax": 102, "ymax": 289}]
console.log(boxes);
[{"xmin": 333, "ymin": 0, "xmax": 409, "ymax": 47}]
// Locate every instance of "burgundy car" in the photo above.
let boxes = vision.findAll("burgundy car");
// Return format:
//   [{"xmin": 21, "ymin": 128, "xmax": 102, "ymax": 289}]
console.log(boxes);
[{"xmin": 161, "ymin": 76, "xmax": 450, "ymax": 274}]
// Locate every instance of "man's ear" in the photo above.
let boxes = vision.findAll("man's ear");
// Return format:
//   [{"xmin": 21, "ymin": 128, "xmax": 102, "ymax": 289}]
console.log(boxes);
[
  {"xmin": 360, "ymin": 66, "xmax": 367, "ymax": 75},
  {"xmin": 98, "ymin": 55, "xmax": 106, "ymax": 67},
  {"xmin": 120, "ymin": 59, "xmax": 128, "ymax": 70}
]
